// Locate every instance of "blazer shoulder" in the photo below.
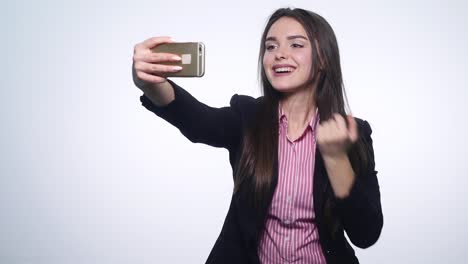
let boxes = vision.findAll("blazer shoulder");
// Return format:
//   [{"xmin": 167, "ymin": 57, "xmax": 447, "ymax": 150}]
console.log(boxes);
[
  {"xmin": 230, "ymin": 94, "xmax": 261, "ymax": 107},
  {"xmin": 229, "ymin": 94, "xmax": 263, "ymax": 116},
  {"xmin": 355, "ymin": 117, "xmax": 372, "ymax": 137}
]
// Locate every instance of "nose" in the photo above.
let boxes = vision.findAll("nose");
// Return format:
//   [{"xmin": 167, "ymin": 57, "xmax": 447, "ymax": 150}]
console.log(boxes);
[{"xmin": 274, "ymin": 46, "xmax": 288, "ymax": 60}]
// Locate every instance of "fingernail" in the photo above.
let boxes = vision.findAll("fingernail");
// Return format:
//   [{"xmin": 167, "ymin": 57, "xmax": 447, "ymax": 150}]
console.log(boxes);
[
  {"xmin": 173, "ymin": 66, "xmax": 182, "ymax": 71},
  {"xmin": 172, "ymin": 56, "xmax": 181, "ymax": 61}
]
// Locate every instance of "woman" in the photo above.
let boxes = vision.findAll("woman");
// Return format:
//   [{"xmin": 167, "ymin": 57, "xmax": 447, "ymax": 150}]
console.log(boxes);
[{"xmin": 132, "ymin": 8, "xmax": 383, "ymax": 264}]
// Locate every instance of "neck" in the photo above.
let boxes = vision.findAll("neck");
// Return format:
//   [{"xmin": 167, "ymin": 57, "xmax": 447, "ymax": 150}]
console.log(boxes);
[{"xmin": 280, "ymin": 85, "xmax": 317, "ymax": 128}]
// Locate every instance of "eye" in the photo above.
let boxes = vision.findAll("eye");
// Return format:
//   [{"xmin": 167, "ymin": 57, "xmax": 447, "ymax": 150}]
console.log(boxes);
[
  {"xmin": 265, "ymin": 43, "xmax": 277, "ymax": 51},
  {"xmin": 291, "ymin": 43, "xmax": 304, "ymax": 48}
]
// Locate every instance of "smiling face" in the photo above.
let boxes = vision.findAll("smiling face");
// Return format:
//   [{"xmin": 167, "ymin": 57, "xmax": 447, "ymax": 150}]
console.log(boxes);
[{"xmin": 263, "ymin": 17, "xmax": 315, "ymax": 94}]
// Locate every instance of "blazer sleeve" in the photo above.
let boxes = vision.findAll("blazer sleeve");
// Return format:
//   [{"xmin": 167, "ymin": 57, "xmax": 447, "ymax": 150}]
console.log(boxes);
[
  {"xmin": 139, "ymin": 80, "xmax": 242, "ymax": 151},
  {"xmin": 335, "ymin": 120, "xmax": 383, "ymax": 248}
]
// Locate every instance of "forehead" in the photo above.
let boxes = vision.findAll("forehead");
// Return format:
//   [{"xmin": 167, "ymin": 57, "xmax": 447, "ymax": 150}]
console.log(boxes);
[{"xmin": 266, "ymin": 17, "xmax": 307, "ymax": 39}]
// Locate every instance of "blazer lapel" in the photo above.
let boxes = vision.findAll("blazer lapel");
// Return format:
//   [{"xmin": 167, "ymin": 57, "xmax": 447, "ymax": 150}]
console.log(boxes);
[
  {"xmin": 314, "ymin": 150, "xmax": 329, "ymax": 220},
  {"xmin": 234, "ymin": 148, "xmax": 279, "ymax": 263}
]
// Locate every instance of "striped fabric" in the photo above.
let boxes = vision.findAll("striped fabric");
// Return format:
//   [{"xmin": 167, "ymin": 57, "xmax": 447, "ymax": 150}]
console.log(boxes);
[{"xmin": 258, "ymin": 107, "xmax": 326, "ymax": 264}]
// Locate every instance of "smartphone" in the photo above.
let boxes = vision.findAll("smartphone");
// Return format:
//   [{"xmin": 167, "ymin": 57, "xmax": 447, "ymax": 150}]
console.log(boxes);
[{"xmin": 151, "ymin": 42, "xmax": 205, "ymax": 77}]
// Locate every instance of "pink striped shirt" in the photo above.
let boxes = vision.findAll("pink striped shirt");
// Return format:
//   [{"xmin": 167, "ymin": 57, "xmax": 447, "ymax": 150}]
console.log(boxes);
[{"xmin": 258, "ymin": 107, "xmax": 326, "ymax": 264}]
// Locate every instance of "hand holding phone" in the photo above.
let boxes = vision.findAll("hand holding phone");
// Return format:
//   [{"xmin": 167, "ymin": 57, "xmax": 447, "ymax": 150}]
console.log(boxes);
[
  {"xmin": 133, "ymin": 37, "xmax": 205, "ymax": 88},
  {"xmin": 133, "ymin": 37, "xmax": 180, "ymax": 86},
  {"xmin": 132, "ymin": 37, "xmax": 205, "ymax": 106}
]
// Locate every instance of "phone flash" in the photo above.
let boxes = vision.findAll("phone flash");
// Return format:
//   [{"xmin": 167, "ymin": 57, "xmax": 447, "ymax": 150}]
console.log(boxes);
[{"xmin": 181, "ymin": 54, "xmax": 192, "ymax": 64}]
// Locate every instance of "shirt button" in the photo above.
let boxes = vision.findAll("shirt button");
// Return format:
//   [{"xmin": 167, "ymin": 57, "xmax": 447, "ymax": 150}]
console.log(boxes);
[{"xmin": 286, "ymin": 196, "xmax": 292, "ymax": 203}]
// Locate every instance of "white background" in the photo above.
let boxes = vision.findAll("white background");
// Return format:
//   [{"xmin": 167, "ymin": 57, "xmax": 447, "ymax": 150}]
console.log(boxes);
[{"xmin": 1, "ymin": 0, "xmax": 467, "ymax": 263}]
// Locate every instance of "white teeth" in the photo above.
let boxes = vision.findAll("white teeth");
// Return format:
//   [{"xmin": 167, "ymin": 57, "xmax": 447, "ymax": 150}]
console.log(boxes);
[{"xmin": 275, "ymin": 67, "xmax": 294, "ymax": 73}]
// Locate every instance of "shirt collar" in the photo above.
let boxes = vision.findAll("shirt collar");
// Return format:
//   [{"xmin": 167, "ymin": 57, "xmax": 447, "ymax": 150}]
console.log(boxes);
[{"xmin": 278, "ymin": 104, "xmax": 320, "ymax": 133}]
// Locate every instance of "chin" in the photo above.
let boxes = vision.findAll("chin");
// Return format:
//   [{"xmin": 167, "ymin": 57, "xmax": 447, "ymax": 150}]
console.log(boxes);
[
  {"xmin": 270, "ymin": 82, "xmax": 302, "ymax": 93},
  {"xmin": 272, "ymin": 86, "xmax": 296, "ymax": 94}
]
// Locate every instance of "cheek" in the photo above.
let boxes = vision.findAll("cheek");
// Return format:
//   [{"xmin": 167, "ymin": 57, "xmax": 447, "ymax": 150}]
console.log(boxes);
[
  {"xmin": 297, "ymin": 55, "xmax": 313, "ymax": 74},
  {"xmin": 298, "ymin": 53, "xmax": 311, "ymax": 65},
  {"xmin": 262, "ymin": 54, "xmax": 269, "ymax": 68},
  {"xmin": 262, "ymin": 55, "xmax": 272, "ymax": 75}
]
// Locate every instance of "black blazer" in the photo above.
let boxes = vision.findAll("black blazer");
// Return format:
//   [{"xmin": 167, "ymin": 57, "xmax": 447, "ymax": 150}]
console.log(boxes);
[{"xmin": 140, "ymin": 80, "xmax": 383, "ymax": 264}]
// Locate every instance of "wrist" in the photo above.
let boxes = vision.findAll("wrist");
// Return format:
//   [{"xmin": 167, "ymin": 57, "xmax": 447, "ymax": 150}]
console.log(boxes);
[{"xmin": 322, "ymin": 152, "xmax": 348, "ymax": 163}]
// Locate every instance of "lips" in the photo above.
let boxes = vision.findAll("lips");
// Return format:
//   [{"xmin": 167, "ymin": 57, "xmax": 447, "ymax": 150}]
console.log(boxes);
[
  {"xmin": 272, "ymin": 64, "xmax": 296, "ymax": 75},
  {"xmin": 275, "ymin": 67, "xmax": 294, "ymax": 73}
]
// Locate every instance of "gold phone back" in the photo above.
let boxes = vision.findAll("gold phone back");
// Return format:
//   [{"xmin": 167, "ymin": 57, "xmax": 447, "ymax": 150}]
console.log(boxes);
[{"xmin": 151, "ymin": 42, "xmax": 204, "ymax": 77}]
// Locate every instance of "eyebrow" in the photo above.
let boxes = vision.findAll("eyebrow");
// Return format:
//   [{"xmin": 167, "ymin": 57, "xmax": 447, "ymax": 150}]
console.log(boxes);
[{"xmin": 265, "ymin": 35, "xmax": 309, "ymax": 41}]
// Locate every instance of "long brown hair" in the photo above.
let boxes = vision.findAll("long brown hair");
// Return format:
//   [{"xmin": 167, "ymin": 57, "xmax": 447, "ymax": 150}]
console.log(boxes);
[{"xmin": 234, "ymin": 8, "xmax": 368, "ymax": 206}]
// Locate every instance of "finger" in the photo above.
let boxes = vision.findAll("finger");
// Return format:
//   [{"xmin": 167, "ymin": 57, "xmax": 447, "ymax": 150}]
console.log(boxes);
[
  {"xmin": 347, "ymin": 115, "xmax": 358, "ymax": 143},
  {"xmin": 134, "ymin": 52, "xmax": 182, "ymax": 63},
  {"xmin": 316, "ymin": 122, "xmax": 325, "ymax": 142},
  {"xmin": 326, "ymin": 114, "xmax": 342, "ymax": 141},
  {"xmin": 134, "ymin": 36, "xmax": 175, "ymax": 53},
  {"xmin": 134, "ymin": 61, "xmax": 182, "ymax": 74},
  {"xmin": 333, "ymin": 113, "xmax": 347, "ymax": 133},
  {"xmin": 136, "ymin": 71, "xmax": 167, "ymax": 84},
  {"xmin": 317, "ymin": 122, "xmax": 331, "ymax": 144}
]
